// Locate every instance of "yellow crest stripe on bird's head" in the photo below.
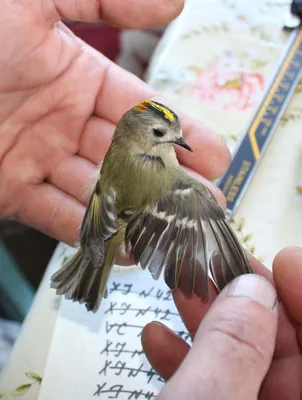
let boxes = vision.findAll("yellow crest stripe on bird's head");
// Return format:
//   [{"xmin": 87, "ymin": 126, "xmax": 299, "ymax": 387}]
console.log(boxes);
[{"xmin": 134, "ymin": 100, "xmax": 176, "ymax": 122}]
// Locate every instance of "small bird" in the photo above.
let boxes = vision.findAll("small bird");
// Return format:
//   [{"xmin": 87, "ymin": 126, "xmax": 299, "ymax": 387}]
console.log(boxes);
[{"xmin": 51, "ymin": 99, "xmax": 253, "ymax": 312}]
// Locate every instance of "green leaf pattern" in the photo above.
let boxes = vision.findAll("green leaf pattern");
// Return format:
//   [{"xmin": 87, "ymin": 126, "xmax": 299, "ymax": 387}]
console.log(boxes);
[
  {"xmin": 0, "ymin": 373, "xmax": 42, "ymax": 399},
  {"xmin": 11, "ymin": 385, "xmax": 32, "ymax": 397},
  {"xmin": 231, "ymin": 218, "xmax": 264, "ymax": 263}
]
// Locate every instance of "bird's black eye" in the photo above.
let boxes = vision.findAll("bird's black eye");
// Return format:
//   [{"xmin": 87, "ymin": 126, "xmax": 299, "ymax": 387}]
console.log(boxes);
[{"xmin": 153, "ymin": 128, "xmax": 165, "ymax": 137}]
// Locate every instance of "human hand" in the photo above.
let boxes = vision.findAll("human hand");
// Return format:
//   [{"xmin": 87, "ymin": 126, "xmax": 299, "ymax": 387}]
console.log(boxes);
[
  {"xmin": 142, "ymin": 247, "xmax": 302, "ymax": 399},
  {"xmin": 0, "ymin": 0, "xmax": 230, "ymax": 246}
]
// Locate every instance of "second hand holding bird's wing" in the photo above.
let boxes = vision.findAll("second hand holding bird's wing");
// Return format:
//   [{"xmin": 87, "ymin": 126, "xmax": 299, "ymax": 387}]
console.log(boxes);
[{"xmin": 125, "ymin": 175, "xmax": 253, "ymax": 300}]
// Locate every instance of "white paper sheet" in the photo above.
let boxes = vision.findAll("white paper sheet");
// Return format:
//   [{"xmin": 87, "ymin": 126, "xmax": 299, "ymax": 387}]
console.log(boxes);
[{"xmin": 38, "ymin": 250, "xmax": 190, "ymax": 400}]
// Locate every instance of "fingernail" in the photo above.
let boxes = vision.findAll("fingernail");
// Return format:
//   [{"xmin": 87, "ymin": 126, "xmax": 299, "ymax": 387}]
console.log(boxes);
[
  {"xmin": 151, "ymin": 321, "xmax": 182, "ymax": 339},
  {"xmin": 227, "ymin": 275, "xmax": 277, "ymax": 310}
]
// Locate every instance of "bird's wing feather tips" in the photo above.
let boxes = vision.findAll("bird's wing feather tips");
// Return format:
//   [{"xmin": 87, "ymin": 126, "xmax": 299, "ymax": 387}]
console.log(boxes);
[
  {"xmin": 80, "ymin": 184, "xmax": 118, "ymax": 269},
  {"xmin": 208, "ymin": 219, "xmax": 252, "ymax": 291},
  {"xmin": 50, "ymin": 183, "xmax": 117, "ymax": 312},
  {"xmin": 126, "ymin": 178, "xmax": 253, "ymax": 300},
  {"xmin": 50, "ymin": 250, "xmax": 83, "ymax": 293}
]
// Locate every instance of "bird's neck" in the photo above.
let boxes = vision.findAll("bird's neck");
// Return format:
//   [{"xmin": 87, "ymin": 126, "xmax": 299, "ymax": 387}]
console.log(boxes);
[
  {"xmin": 146, "ymin": 143, "xmax": 179, "ymax": 167},
  {"xmin": 113, "ymin": 137, "xmax": 179, "ymax": 169}
]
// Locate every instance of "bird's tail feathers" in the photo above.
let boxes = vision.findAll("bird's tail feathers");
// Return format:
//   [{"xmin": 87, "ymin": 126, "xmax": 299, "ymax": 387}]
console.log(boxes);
[{"xmin": 50, "ymin": 246, "xmax": 115, "ymax": 313}]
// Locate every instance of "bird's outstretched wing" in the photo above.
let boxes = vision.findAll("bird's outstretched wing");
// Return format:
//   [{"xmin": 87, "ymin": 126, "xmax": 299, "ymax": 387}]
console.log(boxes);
[
  {"xmin": 51, "ymin": 182, "xmax": 118, "ymax": 311},
  {"xmin": 80, "ymin": 182, "xmax": 118, "ymax": 269},
  {"xmin": 125, "ymin": 177, "xmax": 253, "ymax": 300}
]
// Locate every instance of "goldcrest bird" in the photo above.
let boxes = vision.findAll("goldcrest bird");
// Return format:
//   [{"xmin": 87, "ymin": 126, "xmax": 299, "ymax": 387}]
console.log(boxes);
[{"xmin": 51, "ymin": 100, "xmax": 253, "ymax": 313}]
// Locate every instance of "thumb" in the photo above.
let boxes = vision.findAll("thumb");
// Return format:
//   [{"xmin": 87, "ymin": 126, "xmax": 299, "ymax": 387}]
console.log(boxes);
[
  {"xmin": 159, "ymin": 274, "xmax": 278, "ymax": 400},
  {"xmin": 49, "ymin": 0, "xmax": 184, "ymax": 28}
]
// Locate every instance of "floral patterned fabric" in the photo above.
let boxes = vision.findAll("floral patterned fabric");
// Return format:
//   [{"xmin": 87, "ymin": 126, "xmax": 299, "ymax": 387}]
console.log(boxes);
[{"xmin": 190, "ymin": 56, "xmax": 265, "ymax": 112}]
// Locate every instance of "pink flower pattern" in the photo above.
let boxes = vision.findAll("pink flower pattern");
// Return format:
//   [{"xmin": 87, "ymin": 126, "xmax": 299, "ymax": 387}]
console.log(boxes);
[
  {"xmin": 190, "ymin": 50, "xmax": 265, "ymax": 112},
  {"xmin": 192, "ymin": 68, "xmax": 265, "ymax": 111}
]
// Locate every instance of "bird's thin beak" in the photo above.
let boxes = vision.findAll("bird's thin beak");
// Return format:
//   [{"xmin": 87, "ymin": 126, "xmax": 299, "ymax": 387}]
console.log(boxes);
[{"xmin": 173, "ymin": 137, "xmax": 193, "ymax": 152}]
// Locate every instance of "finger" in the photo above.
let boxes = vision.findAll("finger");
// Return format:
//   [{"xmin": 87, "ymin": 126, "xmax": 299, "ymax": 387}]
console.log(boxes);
[
  {"xmin": 247, "ymin": 254, "xmax": 275, "ymax": 284},
  {"xmin": 245, "ymin": 255, "xmax": 300, "ymax": 356},
  {"xmin": 172, "ymin": 256, "xmax": 265, "ymax": 339},
  {"xmin": 16, "ymin": 181, "xmax": 134, "ymax": 265},
  {"xmin": 141, "ymin": 281, "xmax": 218, "ymax": 381},
  {"xmin": 151, "ymin": 95, "xmax": 231, "ymax": 179},
  {"xmin": 78, "ymin": 117, "xmax": 115, "ymax": 164},
  {"xmin": 178, "ymin": 124, "xmax": 230, "ymax": 181},
  {"xmin": 273, "ymin": 246, "xmax": 302, "ymax": 325},
  {"xmin": 142, "ymin": 322, "xmax": 190, "ymax": 381},
  {"xmin": 48, "ymin": 155, "xmax": 99, "ymax": 206},
  {"xmin": 17, "ymin": 182, "xmax": 84, "ymax": 246},
  {"xmin": 49, "ymin": 0, "xmax": 184, "ymax": 28},
  {"xmin": 181, "ymin": 166, "xmax": 227, "ymax": 210},
  {"xmin": 245, "ymin": 253, "xmax": 301, "ymax": 400},
  {"xmin": 259, "ymin": 307, "xmax": 301, "ymax": 400},
  {"xmin": 95, "ymin": 63, "xmax": 230, "ymax": 180},
  {"xmin": 172, "ymin": 283, "xmax": 218, "ymax": 339},
  {"xmin": 158, "ymin": 275, "xmax": 278, "ymax": 400}
]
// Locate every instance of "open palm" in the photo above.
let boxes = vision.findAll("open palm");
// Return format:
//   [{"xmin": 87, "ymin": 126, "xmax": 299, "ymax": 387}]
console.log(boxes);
[{"xmin": 0, "ymin": 0, "xmax": 229, "ymax": 246}]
